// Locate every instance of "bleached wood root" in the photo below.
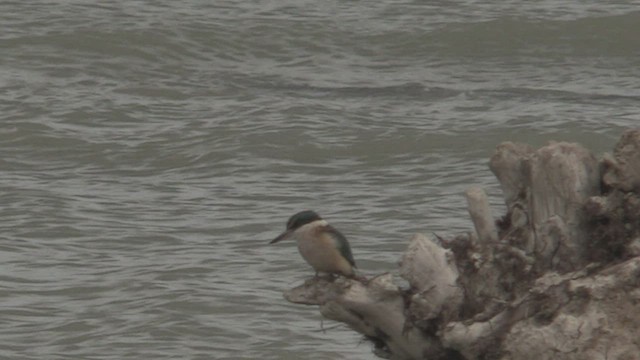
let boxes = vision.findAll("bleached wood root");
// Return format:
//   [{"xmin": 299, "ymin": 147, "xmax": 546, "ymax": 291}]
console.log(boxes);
[
  {"xmin": 602, "ymin": 129, "xmax": 640, "ymax": 192},
  {"xmin": 285, "ymin": 234, "xmax": 464, "ymax": 359},
  {"xmin": 488, "ymin": 141, "xmax": 600, "ymax": 273},
  {"xmin": 502, "ymin": 257, "xmax": 640, "ymax": 360},
  {"xmin": 465, "ymin": 187, "xmax": 498, "ymax": 246},
  {"xmin": 445, "ymin": 257, "xmax": 640, "ymax": 360},
  {"xmin": 399, "ymin": 234, "xmax": 464, "ymax": 326},
  {"xmin": 284, "ymin": 275, "xmax": 439, "ymax": 360},
  {"xmin": 280, "ymin": 129, "xmax": 640, "ymax": 360}
]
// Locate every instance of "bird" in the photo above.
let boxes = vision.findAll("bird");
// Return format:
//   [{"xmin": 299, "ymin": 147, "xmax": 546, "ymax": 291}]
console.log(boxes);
[{"xmin": 270, "ymin": 210, "xmax": 356, "ymax": 278}]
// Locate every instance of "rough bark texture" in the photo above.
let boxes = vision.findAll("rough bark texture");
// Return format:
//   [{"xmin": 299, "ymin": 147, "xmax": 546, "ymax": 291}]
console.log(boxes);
[{"xmin": 281, "ymin": 129, "xmax": 640, "ymax": 360}]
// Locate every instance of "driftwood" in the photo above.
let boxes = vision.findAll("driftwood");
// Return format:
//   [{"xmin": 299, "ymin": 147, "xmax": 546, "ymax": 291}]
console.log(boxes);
[{"xmin": 281, "ymin": 129, "xmax": 640, "ymax": 360}]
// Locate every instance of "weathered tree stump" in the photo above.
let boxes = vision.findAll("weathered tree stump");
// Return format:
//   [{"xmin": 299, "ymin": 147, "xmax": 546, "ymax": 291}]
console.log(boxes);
[{"xmin": 281, "ymin": 129, "xmax": 640, "ymax": 360}]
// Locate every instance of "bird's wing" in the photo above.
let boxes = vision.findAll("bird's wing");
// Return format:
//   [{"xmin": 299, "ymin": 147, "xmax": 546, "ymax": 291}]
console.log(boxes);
[{"xmin": 325, "ymin": 225, "xmax": 356, "ymax": 268}]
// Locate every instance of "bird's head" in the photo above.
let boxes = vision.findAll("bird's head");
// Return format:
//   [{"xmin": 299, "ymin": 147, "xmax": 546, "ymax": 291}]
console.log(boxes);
[{"xmin": 270, "ymin": 210, "xmax": 322, "ymax": 244}]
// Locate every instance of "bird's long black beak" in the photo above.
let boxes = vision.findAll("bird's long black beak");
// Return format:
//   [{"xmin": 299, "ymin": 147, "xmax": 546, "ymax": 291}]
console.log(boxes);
[{"xmin": 270, "ymin": 229, "xmax": 293, "ymax": 244}]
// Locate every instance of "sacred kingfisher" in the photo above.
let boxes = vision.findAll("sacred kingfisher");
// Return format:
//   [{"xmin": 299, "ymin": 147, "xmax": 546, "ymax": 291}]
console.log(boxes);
[{"xmin": 270, "ymin": 210, "xmax": 356, "ymax": 277}]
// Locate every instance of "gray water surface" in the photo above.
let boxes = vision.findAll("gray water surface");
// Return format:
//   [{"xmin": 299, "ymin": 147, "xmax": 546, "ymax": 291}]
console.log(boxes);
[{"xmin": 1, "ymin": 1, "xmax": 639, "ymax": 359}]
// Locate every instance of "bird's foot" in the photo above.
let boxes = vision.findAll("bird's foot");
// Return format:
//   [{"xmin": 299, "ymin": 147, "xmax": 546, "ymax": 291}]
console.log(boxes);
[
  {"xmin": 312, "ymin": 272, "xmax": 338, "ymax": 282},
  {"xmin": 352, "ymin": 274, "xmax": 368, "ymax": 283}
]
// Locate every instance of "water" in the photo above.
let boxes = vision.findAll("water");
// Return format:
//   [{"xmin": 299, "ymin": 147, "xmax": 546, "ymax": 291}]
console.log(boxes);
[{"xmin": 1, "ymin": 1, "xmax": 639, "ymax": 359}]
